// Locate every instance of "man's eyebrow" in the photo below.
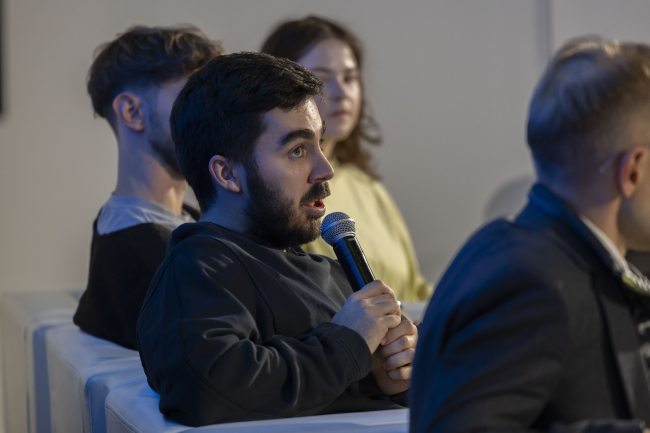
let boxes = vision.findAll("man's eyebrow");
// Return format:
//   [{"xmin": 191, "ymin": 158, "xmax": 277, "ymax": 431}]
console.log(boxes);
[{"xmin": 279, "ymin": 129, "xmax": 316, "ymax": 146}]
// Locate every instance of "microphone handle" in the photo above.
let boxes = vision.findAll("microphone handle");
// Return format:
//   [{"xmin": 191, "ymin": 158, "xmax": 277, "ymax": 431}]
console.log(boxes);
[{"xmin": 333, "ymin": 236, "xmax": 375, "ymax": 291}]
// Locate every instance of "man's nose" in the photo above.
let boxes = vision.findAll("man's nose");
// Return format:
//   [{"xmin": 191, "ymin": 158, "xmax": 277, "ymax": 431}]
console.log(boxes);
[{"xmin": 310, "ymin": 150, "xmax": 334, "ymax": 183}]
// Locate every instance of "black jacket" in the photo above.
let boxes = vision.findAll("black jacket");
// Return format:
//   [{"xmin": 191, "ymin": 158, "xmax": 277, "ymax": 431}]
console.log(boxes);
[
  {"xmin": 137, "ymin": 222, "xmax": 406, "ymax": 427},
  {"xmin": 74, "ymin": 205, "xmax": 199, "ymax": 350},
  {"xmin": 410, "ymin": 184, "xmax": 650, "ymax": 433}
]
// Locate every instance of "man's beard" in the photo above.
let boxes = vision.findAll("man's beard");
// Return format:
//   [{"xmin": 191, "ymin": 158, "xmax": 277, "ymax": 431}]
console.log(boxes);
[
  {"xmin": 147, "ymin": 113, "xmax": 184, "ymax": 180},
  {"xmin": 245, "ymin": 163, "xmax": 330, "ymax": 250}
]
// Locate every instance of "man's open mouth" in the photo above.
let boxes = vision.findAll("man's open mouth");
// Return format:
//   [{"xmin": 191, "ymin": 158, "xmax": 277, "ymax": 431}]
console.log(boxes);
[
  {"xmin": 303, "ymin": 198, "xmax": 327, "ymax": 217},
  {"xmin": 301, "ymin": 182, "xmax": 330, "ymax": 211},
  {"xmin": 304, "ymin": 198, "xmax": 325, "ymax": 207}
]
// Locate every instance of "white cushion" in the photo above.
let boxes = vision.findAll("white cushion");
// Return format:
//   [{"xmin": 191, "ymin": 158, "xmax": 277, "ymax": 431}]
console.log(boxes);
[
  {"xmin": 401, "ymin": 301, "xmax": 429, "ymax": 322},
  {"xmin": 190, "ymin": 409, "xmax": 410, "ymax": 433},
  {"xmin": 105, "ymin": 381, "xmax": 190, "ymax": 433},
  {"xmin": 45, "ymin": 324, "xmax": 144, "ymax": 433},
  {"xmin": 105, "ymin": 380, "xmax": 409, "ymax": 433},
  {"xmin": 1, "ymin": 291, "xmax": 79, "ymax": 433}
]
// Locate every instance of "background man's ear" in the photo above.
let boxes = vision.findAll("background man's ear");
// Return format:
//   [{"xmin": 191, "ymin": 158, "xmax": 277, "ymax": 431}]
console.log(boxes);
[
  {"xmin": 617, "ymin": 146, "xmax": 647, "ymax": 198},
  {"xmin": 209, "ymin": 155, "xmax": 242, "ymax": 193},
  {"xmin": 112, "ymin": 92, "xmax": 145, "ymax": 132}
]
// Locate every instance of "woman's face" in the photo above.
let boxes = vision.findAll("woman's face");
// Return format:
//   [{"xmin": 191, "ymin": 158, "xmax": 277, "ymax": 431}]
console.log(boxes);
[{"xmin": 297, "ymin": 38, "xmax": 362, "ymax": 145}]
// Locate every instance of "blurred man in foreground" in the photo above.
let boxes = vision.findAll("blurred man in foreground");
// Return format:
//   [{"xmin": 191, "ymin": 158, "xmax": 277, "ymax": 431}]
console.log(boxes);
[
  {"xmin": 136, "ymin": 52, "xmax": 417, "ymax": 427},
  {"xmin": 412, "ymin": 37, "xmax": 650, "ymax": 433},
  {"xmin": 74, "ymin": 26, "xmax": 223, "ymax": 349}
]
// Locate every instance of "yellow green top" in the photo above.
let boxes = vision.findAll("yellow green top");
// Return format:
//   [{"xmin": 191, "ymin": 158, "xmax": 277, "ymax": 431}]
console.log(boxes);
[{"xmin": 303, "ymin": 159, "xmax": 433, "ymax": 302}]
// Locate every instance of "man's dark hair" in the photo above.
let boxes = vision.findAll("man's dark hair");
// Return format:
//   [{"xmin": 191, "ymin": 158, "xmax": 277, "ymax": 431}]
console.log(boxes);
[
  {"xmin": 527, "ymin": 36, "xmax": 650, "ymax": 175},
  {"xmin": 171, "ymin": 52, "xmax": 323, "ymax": 211},
  {"xmin": 261, "ymin": 15, "xmax": 382, "ymax": 180},
  {"xmin": 87, "ymin": 25, "xmax": 223, "ymax": 129}
]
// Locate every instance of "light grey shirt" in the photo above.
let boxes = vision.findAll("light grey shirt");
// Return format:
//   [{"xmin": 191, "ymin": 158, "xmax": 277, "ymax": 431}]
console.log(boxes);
[{"xmin": 97, "ymin": 194, "xmax": 195, "ymax": 235}]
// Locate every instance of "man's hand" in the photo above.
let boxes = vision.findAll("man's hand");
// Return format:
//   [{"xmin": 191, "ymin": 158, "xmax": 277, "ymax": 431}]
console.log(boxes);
[
  {"xmin": 372, "ymin": 318, "xmax": 417, "ymax": 396},
  {"xmin": 331, "ymin": 280, "xmax": 402, "ymax": 353}
]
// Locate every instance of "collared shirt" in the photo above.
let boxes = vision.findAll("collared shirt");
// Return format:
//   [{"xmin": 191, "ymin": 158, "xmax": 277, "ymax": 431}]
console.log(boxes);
[
  {"xmin": 580, "ymin": 215, "xmax": 650, "ymax": 379},
  {"xmin": 97, "ymin": 194, "xmax": 194, "ymax": 235},
  {"xmin": 580, "ymin": 216, "xmax": 650, "ymax": 295},
  {"xmin": 579, "ymin": 216, "xmax": 630, "ymax": 274}
]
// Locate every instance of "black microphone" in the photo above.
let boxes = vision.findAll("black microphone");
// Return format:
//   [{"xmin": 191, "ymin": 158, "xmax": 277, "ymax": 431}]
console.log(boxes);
[{"xmin": 321, "ymin": 212, "xmax": 375, "ymax": 291}]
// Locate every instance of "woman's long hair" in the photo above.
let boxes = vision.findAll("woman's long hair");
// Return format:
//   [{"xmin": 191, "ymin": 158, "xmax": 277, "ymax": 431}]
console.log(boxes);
[{"xmin": 261, "ymin": 16, "xmax": 382, "ymax": 179}]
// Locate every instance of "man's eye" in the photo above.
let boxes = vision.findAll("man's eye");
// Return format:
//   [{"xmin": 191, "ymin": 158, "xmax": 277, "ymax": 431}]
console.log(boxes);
[
  {"xmin": 344, "ymin": 74, "xmax": 359, "ymax": 83},
  {"xmin": 291, "ymin": 146, "xmax": 306, "ymax": 157}
]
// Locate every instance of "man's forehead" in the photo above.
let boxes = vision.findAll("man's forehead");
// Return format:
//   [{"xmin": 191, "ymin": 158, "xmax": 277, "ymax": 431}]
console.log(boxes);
[{"xmin": 262, "ymin": 98, "xmax": 324, "ymax": 138}]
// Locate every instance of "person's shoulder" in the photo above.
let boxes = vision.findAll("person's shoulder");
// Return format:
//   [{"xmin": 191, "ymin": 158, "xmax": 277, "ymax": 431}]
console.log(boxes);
[
  {"xmin": 90, "ymin": 220, "xmax": 172, "ymax": 264},
  {"xmin": 142, "ymin": 223, "xmax": 252, "ymax": 307},
  {"xmin": 456, "ymin": 216, "xmax": 581, "ymax": 271},
  {"xmin": 457, "ymin": 218, "xmax": 576, "ymax": 278},
  {"xmin": 114, "ymin": 222, "xmax": 174, "ymax": 239},
  {"xmin": 167, "ymin": 221, "xmax": 242, "ymax": 259},
  {"xmin": 432, "ymin": 217, "xmax": 592, "ymax": 321},
  {"xmin": 445, "ymin": 219, "xmax": 565, "ymax": 285}
]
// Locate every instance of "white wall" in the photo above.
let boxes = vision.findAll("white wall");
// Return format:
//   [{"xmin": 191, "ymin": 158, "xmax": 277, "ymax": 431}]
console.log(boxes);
[
  {"xmin": 551, "ymin": 0, "xmax": 650, "ymax": 50},
  {"xmin": 0, "ymin": 0, "xmax": 545, "ymax": 293},
  {"xmin": 7, "ymin": 1, "xmax": 646, "ymax": 431}
]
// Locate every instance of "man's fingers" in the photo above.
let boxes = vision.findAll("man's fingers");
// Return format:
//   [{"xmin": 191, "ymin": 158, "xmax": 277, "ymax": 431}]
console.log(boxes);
[
  {"xmin": 369, "ymin": 298, "xmax": 401, "ymax": 317},
  {"xmin": 381, "ymin": 319, "xmax": 417, "ymax": 346},
  {"xmin": 354, "ymin": 280, "xmax": 395, "ymax": 299},
  {"xmin": 386, "ymin": 365, "xmax": 412, "ymax": 382},
  {"xmin": 380, "ymin": 334, "xmax": 416, "ymax": 358},
  {"xmin": 383, "ymin": 348, "xmax": 415, "ymax": 371},
  {"xmin": 379, "ymin": 314, "xmax": 402, "ymax": 333},
  {"xmin": 364, "ymin": 313, "xmax": 401, "ymax": 354},
  {"xmin": 361, "ymin": 293, "xmax": 399, "ymax": 308}
]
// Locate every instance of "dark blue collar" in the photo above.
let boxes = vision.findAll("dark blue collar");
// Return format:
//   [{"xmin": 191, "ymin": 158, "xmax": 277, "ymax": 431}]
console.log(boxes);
[{"xmin": 526, "ymin": 183, "xmax": 619, "ymax": 278}]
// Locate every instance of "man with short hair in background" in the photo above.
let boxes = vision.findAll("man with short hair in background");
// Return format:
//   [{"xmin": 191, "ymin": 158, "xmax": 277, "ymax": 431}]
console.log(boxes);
[
  {"xmin": 411, "ymin": 37, "xmax": 650, "ymax": 433},
  {"xmin": 74, "ymin": 26, "xmax": 223, "ymax": 350},
  {"xmin": 137, "ymin": 52, "xmax": 417, "ymax": 427}
]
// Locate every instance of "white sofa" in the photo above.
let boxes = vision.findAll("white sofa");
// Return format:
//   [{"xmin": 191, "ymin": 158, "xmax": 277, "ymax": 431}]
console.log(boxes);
[
  {"xmin": 45, "ymin": 324, "xmax": 144, "ymax": 433},
  {"xmin": 2, "ymin": 292, "xmax": 424, "ymax": 433},
  {"xmin": 105, "ymin": 383, "xmax": 408, "ymax": 433},
  {"xmin": 1, "ymin": 291, "xmax": 80, "ymax": 433}
]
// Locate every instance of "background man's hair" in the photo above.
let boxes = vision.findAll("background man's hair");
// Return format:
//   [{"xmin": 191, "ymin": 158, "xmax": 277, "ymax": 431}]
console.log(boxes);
[
  {"xmin": 171, "ymin": 52, "xmax": 323, "ymax": 211},
  {"xmin": 87, "ymin": 25, "xmax": 223, "ymax": 128},
  {"xmin": 527, "ymin": 36, "xmax": 650, "ymax": 175},
  {"xmin": 261, "ymin": 15, "xmax": 382, "ymax": 180}
]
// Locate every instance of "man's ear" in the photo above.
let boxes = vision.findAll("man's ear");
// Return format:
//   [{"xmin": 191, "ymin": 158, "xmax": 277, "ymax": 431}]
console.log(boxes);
[
  {"xmin": 209, "ymin": 155, "xmax": 242, "ymax": 193},
  {"xmin": 112, "ymin": 92, "xmax": 145, "ymax": 132},
  {"xmin": 617, "ymin": 146, "xmax": 647, "ymax": 198}
]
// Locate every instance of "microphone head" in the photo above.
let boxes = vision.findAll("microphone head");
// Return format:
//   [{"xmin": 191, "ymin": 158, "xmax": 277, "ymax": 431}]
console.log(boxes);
[{"xmin": 321, "ymin": 212, "xmax": 356, "ymax": 246}]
